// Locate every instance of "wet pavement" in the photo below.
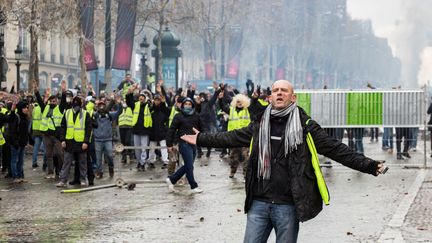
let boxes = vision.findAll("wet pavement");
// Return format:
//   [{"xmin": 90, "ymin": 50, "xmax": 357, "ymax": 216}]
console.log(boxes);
[{"xmin": 0, "ymin": 140, "xmax": 431, "ymax": 242}]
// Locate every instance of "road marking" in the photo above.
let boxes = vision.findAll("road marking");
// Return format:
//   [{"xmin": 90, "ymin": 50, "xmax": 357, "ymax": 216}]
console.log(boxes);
[{"xmin": 378, "ymin": 169, "xmax": 427, "ymax": 242}]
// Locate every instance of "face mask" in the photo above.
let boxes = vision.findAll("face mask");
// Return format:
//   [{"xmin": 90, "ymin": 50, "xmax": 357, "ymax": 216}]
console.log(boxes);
[
  {"xmin": 182, "ymin": 107, "xmax": 194, "ymax": 115},
  {"xmin": 122, "ymin": 103, "xmax": 127, "ymax": 108},
  {"xmin": 66, "ymin": 97, "xmax": 72, "ymax": 103},
  {"xmin": 49, "ymin": 104, "xmax": 56, "ymax": 108},
  {"xmin": 73, "ymin": 106, "xmax": 80, "ymax": 113}
]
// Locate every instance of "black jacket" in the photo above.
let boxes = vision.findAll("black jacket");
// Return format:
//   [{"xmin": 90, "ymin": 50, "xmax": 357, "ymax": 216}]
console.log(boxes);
[
  {"xmin": 8, "ymin": 111, "xmax": 30, "ymax": 147},
  {"xmin": 150, "ymin": 102, "xmax": 170, "ymax": 141},
  {"xmin": 167, "ymin": 111, "xmax": 202, "ymax": 147},
  {"xmin": 197, "ymin": 107, "xmax": 379, "ymax": 222}
]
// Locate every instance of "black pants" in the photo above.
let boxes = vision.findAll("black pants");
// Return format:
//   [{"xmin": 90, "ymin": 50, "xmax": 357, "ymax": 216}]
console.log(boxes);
[
  {"xmin": 395, "ymin": 128, "xmax": 410, "ymax": 154},
  {"xmin": 72, "ymin": 145, "xmax": 95, "ymax": 183},
  {"xmin": 120, "ymin": 127, "xmax": 133, "ymax": 161}
]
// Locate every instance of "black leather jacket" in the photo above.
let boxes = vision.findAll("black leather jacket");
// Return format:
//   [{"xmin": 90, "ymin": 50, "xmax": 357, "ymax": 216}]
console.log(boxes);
[{"xmin": 197, "ymin": 107, "xmax": 379, "ymax": 222}]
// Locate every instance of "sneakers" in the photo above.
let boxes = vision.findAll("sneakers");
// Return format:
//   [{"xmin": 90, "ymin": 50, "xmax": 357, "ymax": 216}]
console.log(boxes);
[
  {"xmin": 397, "ymin": 154, "xmax": 404, "ymax": 160},
  {"xmin": 191, "ymin": 187, "xmax": 204, "ymax": 194},
  {"xmin": 197, "ymin": 152, "xmax": 203, "ymax": 159},
  {"xmin": 44, "ymin": 174, "xmax": 55, "ymax": 179},
  {"xmin": 80, "ymin": 181, "xmax": 87, "ymax": 187},
  {"xmin": 166, "ymin": 177, "xmax": 176, "ymax": 192},
  {"xmin": 148, "ymin": 163, "xmax": 156, "ymax": 169},
  {"xmin": 32, "ymin": 164, "xmax": 39, "ymax": 168},
  {"xmin": 55, "ymin": 181, "xmax": 66, "ymax": 187},
  {"xmin": 13, "ymin": 178, "xmax": 22, "ymax": 183}
]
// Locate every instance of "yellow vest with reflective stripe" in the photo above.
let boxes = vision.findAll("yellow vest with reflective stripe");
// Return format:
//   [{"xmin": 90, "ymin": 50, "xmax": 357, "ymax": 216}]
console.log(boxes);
[
  {"xmin": 65, "ymin": 109, "xmax": 87, "ymax": 142},
  {"xmin": 32, "ymin": 104, "xmax": 42, "ymax": 131},
  {"xmin": 40, "ymin": 106, "xmax": 63, "ymax": 132},
  {"xmin": 258, "ymin": 99, "xmax": 269, "ymax": 106},
  {"xmin": 119, "ymin": 107, "xmax": 133, "ymax": 127},
  {"xmin": 227, "ymin": 107, "xmax": 250, "ymax": 131},
  {"xmin": 169, "ymin": 106, "xmax": 178, "ymax": 128},
  {"xmin": 132, "ymin": 102, "xmax": 152, "ymax": 128}
]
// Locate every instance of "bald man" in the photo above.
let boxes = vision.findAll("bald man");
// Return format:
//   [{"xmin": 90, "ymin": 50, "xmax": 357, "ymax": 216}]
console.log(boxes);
[{"xmin": 180, "ymin": 80, "xmax": 387, "ymax": 243}]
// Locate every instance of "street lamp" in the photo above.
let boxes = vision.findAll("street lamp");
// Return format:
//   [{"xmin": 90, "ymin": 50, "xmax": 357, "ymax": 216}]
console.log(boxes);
[
  {"xmin": 0, "ymin": 12, "xmax": 6, "ymax": 89},
  {"xmin": 14, "ymin": 44, "xmax": 22, "ymax": 91},
  {"xmin": 140, "ymin": 35, "xmax": 149, "ymax": 89}
]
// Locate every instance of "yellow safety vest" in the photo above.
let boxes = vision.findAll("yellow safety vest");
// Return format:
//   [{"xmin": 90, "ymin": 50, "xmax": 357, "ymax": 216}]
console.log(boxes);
[
  {"xmin": 168, "ymin": 106, "xmax": 178, "ymax": 128},
  {"xmin": 249, "ymin": 119, "xmax": 330, "ymax": 205},
  {"xmin": 0, "ymin": 108, "xmax": 8, "ymax": 135},
  {"xmin": 119, "ymin": 107, "xmax": 133, "ymax": 127},
  {"xmin": 86, "ymin": 102, "xmax": 95, "ymax": 117},
  {"xmin": 121, "ymin": 82, "xmax": 132, "ymax": 99},
  {"xmin": 40, "ymin": 105, "xmax": 63, "ymax": 132},
  {"xmin": 258, "ymin": 99, "xmax": 269, "ymax": 106},
  {"xmin": 227, "ymin": 107, "xmax": 250, "ymax": 131},
  {"xmin": 65, "ymin": 109, "xmax": 87, "ymax": 142},
  {"xmin": 132, "ymin": 102, "xmax": 152, "ymax": 128},
  {"xmin": 32, "ymin": 104, "xmax": 42, "ymax": 131}
]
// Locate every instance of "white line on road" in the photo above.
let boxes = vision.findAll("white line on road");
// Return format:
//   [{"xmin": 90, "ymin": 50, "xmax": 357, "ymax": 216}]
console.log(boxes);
[{"xmin": 378, "ymin": 169, "xmax": 427, "ymax": 242}]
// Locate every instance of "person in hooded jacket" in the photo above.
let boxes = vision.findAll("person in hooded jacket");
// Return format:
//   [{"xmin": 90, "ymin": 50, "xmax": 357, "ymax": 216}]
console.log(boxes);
[
  {"xmin": 195, "ymin": 91, "xmax": 218, "ymax": 159},
  {"xmin": 166, "ymin": 98, "xmax": 203, "ymax": 193},
  {"xmin": 9, "ymin": 101, "xmax": 30, "ymax": 183}
]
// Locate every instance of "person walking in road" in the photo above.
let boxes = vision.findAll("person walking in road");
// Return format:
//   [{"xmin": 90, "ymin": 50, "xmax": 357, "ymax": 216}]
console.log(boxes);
[
  {"xmin": 180, "ymin": 80, "xmax": 387, "ymax": 243},
  {"xmin": 166, "ymin": 98, "xmax": 203, "ymax": 194}
]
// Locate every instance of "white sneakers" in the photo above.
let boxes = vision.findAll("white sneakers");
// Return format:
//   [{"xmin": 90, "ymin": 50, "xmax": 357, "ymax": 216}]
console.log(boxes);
[
  {"xmin": 166, "ymin": 177, "xmax": 204, "ymax": 194},
  {"xmin": 191, "ymin": 187, "xmax": 204, "ymax": 194},
  {"xmin": 55, "ymin": 181, "xmax": 66, "ymax": 187},
  {"xmin": 166, "ymin": 178, "xmax": 176, "ymax": 192}
]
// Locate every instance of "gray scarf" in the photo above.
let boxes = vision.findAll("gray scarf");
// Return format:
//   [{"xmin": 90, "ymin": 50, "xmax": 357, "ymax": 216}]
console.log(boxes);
[{"xmin": 258, "ymin": 102, "xmax": 303, "ymax": 180}]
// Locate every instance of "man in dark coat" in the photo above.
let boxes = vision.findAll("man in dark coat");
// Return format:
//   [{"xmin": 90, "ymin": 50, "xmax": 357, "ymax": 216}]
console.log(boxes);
[{"xmin": 180, "ymin": 80, "xmax": 387, "ymax": 243}]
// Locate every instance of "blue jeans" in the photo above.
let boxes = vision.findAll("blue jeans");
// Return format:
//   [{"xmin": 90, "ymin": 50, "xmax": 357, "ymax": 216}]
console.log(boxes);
[
  {"xmin": 32, "ymin": 136, "xmax": 46, "ymax": 166},
  {"xmin": 382, "ymin": 127, "xmax": 393, "ymax": 149},
  {"xmin": 169, "ymin": 142, "xmax": 198, "ymax": 189},
  {"xmin": 353, "ymin": 128, "xmax": 364, "ymax": 154},
  {"xmin": 244, "ymin": 200, "xmax": 299, "ymax": 243},
  {"xmin": 95, "ymin": 141, "xmax": 114, "ymax": 173},
  {"xmin": 11, "ymin": 146, "xmax": 25, "ymax": 179}
]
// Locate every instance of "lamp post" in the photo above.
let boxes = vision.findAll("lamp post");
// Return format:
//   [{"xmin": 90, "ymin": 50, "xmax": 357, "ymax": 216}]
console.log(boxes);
[
  {"xmin": 0, "ymin": 12, "xmax": 6, "ymax": 90},
  {"xmin": 140, "ymin": 35, "xmax": 149, "ymax": 89},
  {"xmin": 14, "ymin": 44, "xmax": 22, "ymax": 91}
]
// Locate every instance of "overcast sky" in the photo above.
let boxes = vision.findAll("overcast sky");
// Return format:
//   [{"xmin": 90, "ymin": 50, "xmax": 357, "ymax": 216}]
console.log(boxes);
[{"xmin": 347, "ymin": 0, "xmax": 432, "ymax": 87}]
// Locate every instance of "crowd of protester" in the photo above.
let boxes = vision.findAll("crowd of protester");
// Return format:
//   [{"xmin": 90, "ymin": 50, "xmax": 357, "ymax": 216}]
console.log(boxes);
[{"xmin": 0, "ymin": 75, "xmax": 423, "ymax": 190}]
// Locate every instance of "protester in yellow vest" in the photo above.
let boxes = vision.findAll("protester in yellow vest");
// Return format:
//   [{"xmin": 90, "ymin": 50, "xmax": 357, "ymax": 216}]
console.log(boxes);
[
  {"xmin": 56, "ymin": 97, "xmax": 92, "ymax": 187},
  {"xmin": 220, "ymin": 93, "xmax": 251, "ymax": 179},
  {"xmin": 31, "ymin": 102, "xmax": 47, "ymax": 169},
  {"xmin": 118, "ymin": 99, "xmax": 134, "ymax": 164},
  {"xmin": 126, "ymin": 86, "xmax": 153, "ymax": 171},
  {"xmin": 35, "ymin": 86, "xmax": 66, "ymax": 180},
  {"xmin": 180, "ymin": 80, "xmax": 388, "ymax": 242},
  {"xmin": 117, "ymin": 74, "xmax": 135, "ymax": 99}
]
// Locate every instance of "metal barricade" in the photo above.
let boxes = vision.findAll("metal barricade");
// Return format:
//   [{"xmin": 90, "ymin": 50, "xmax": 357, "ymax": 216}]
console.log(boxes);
[{"xmin": 296, "ymin": 89, "xmax": 429, "ymax": 168}]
